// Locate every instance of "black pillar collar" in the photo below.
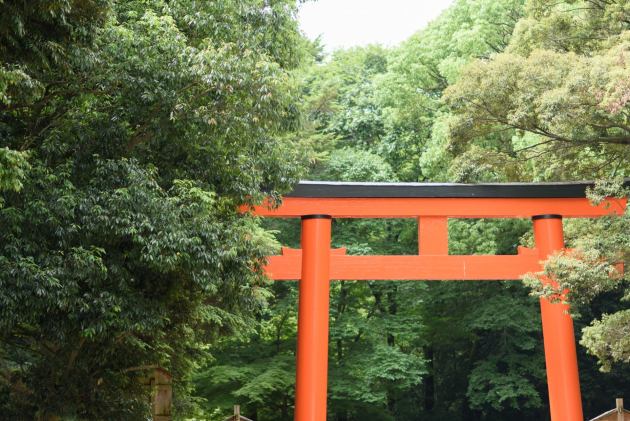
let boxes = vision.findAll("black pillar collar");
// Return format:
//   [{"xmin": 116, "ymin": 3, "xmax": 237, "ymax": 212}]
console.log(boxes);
[
  {"xmin": 301, "ymin": 215, "xmax": 332, "ymax": 220},
  {"xmin": 532, "ymin": 214, "xmax": 562, "ymax": 220}
]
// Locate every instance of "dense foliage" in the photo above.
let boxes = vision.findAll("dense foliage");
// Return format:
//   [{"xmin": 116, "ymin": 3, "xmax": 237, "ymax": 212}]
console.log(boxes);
[
  {"xmin": 3, "ymin": 0, "xmax": 630, "ymax": 420},
  {"xmin": 0, "ymin": 0, "xmax": 307, "ymax": 419}
]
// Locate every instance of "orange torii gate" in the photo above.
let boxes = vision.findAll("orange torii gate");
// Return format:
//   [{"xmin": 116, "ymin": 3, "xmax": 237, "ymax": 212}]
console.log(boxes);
[{"xmin": 253, "ymin": 181, "xmax": 627, "ymax": 421}]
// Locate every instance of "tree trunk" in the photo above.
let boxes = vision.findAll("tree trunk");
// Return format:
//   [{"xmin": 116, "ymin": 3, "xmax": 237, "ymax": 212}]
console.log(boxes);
[
  {"xmin": 462, "ymin": 336, "xmax": 479, "ymax": 421},
  {"xmin": 281, "ymin": 394, "xmax": 289, "ymax": 420},
  {"xmin": 249, "ymin": 403, "xmax": 258, "ymax": 421},
  {"xmin": 424, "ymin": 345, "xmax": 435, "ymax": 413}
]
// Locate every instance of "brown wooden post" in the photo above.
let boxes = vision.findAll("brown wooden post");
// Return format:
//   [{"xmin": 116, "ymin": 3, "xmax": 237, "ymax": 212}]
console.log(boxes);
[
  {"xmin": 617, "ymin": 399, "xmax": 623, "ymax": 421},
  {"xmin": 234, "ymin": 405, "xmax": 241, "ymax": 420}
]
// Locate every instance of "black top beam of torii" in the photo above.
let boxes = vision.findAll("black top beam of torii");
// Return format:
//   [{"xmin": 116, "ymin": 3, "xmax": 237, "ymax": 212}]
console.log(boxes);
[{"xmin": 281, "ymin": 179, "xmax": 630, "ymax": 198}]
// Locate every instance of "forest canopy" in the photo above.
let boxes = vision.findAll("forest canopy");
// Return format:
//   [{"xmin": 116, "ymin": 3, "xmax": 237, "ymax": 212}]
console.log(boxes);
[
  {"xmin": 0, "ymin": 0, "xmax": 306, "ymax": 419},
  {"xmin": 2, "ymin": 0, "xmax": 630, "ymax": 420}
]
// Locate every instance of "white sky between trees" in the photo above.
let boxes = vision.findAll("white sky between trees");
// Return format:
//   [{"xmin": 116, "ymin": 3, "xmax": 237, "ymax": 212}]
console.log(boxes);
[{"xmin": 298, "ymin": 0, "xmax": 454, "ymax": 53}]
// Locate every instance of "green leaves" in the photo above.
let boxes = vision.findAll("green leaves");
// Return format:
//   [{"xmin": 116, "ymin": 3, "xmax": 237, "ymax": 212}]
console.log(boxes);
[
  {"xmin": 0, "ymin": 147, "xmax": 29, "ymax": 192},
  {"xmin": 324, "ymin": 148, "xmax": 397, "ymax": 182},
  {"xmin": 443, "ymin": 3, "xmax": 630, "ymax": 181},
  {"xmin": 581, "ymin": 310, "xmax": 630, "ymax": 372},
  {"xmin": 465, "ymin": 294, "xmax": 544, "ymax": 411},
  {"xmin": 0, "ymin": 0, "xmax": 308, "ymax": 418}
]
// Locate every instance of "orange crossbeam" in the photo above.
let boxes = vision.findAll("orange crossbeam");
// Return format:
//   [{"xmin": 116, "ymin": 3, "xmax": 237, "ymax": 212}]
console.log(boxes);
[
  {"xmin": 265, "ymin": 254, "xmax": 541, "ymax": 280},
  {"xmin": 253, "ymin": 197, "xmax": 626, "ymax": 218}
]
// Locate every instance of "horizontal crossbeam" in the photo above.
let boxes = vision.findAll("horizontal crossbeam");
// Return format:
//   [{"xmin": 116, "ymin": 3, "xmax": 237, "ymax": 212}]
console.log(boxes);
[
  {"xmin": 265, "ymin": 254, "xmax": 542, "ymax": 281},
  {"xmin": 254, "ymin": 197, "xmax": 626, "ymax": 219}
]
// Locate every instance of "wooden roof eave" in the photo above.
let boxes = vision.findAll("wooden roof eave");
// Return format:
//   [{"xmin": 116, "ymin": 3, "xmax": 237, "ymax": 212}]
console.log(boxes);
[{"xmin": 589, "ymin": 408, "xmax": 630, "ymax": 421}]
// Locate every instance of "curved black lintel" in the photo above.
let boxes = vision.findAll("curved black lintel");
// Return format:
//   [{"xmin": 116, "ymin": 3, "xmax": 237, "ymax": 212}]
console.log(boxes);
[{"xmin": 281, "ymin": 180, "xmax": 630, "ymax": 199}]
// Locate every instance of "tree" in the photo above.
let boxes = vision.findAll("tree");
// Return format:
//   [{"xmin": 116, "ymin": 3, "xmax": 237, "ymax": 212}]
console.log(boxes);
[
  {"xmin": 443, "ymin": 0, "xmax": 630, "ymax": 182},
  {"xmin": 193, "ymin": 281, "xmax": 299, "ymax": 421},
  {"xmin": 0, "ymin": 0, "xmax": 307, "ymax": 419},
  {"xmin": 0, "ymin": 0, "xmax": 113, "ymax": 193},
  {"xmin": 375, "ymin": 0, "xmax": 526, "ymax": 181}
]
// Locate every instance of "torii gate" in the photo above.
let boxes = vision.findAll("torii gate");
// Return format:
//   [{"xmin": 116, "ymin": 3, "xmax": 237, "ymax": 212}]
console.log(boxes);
[{"xmin": 253, "ymin": 181, "xmax": 627, "ymax": 421}]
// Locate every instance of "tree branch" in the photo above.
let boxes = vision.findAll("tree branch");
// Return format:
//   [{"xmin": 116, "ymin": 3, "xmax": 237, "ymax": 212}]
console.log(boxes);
[
  {"xmin": 124, "ymin": 106, "xmax": 162, "ymax": 154},
  {"xmin": 1, "ymin": 80, "xmax": 118, "ymax": 112}
]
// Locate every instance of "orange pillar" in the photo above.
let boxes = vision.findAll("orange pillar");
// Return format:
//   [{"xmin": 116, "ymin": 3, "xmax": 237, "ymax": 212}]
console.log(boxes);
[
  {"xmin": 418, "ymin": 217, "xmax": 448, "ymax": 255},
  {"xmin": 295, "ymin": 215, "xmax": 331, "ymax": 421},
  {"xmin": 533, "ymin": 215, "xmax": 583, "ymax": 421}
]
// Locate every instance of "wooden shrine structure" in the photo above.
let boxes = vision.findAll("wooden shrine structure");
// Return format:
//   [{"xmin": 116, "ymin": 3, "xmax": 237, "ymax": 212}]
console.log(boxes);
[
  {"xmin": 589, "ymin": 399, "xmax": 630, "ymax": 421},
  {"xmin": 252, "ymin": 181, "xmax": 628, "ymax": 421}
]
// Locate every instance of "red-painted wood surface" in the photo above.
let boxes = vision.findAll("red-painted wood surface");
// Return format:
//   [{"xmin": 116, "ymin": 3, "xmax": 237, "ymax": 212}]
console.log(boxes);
[
  {"xmin": 294, "ymin": 217, "xmax": 332, "ymax": 421},
  {"xmin": 265, "ymin": 254, "xmax": 542, "ymax": 280},
  {"xmin": 253, "ymin": 197, "xmax": 626, "ymax": 218},
  {"xmin": 534, "ymin": 217, "xmax": 583, "ymax": 421},
  {"xmin": 418, "ymin": 217, "xmax": 448, "ymax": 255}
]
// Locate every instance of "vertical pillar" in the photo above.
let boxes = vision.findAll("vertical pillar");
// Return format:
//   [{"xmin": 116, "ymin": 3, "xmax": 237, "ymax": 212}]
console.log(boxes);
[
  {"xmin": 418, "ymin": 217, "xmax": 448, "ymax": 255},
  {"xmin": 295, "ymin": 215, "xmax": 332, "ymax": 421},
  {"xmin": 533, "ymin": 214, "xmax": 583, "ymax": 421}
]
